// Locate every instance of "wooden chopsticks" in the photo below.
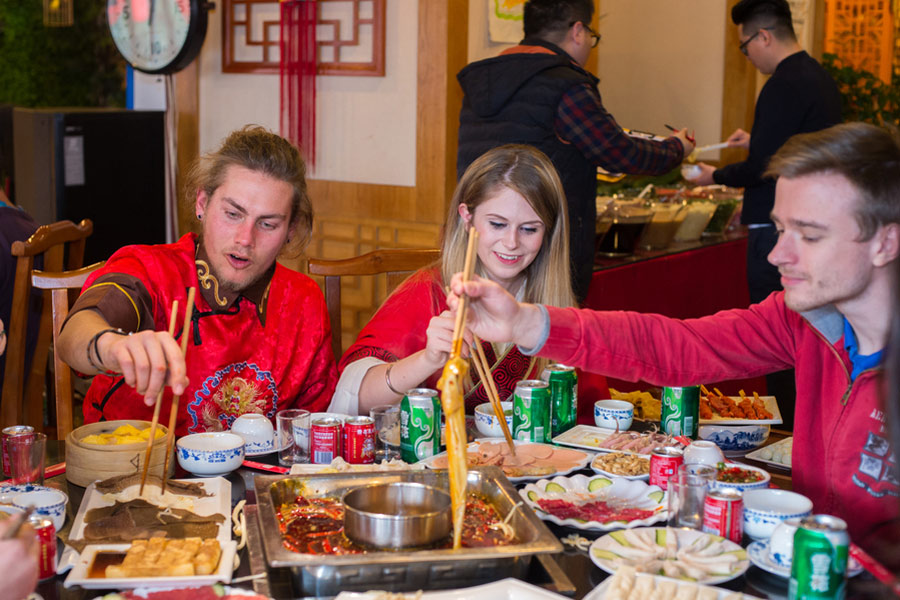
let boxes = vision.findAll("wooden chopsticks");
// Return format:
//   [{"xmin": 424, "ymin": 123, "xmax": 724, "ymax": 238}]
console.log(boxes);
[
  {"xmin": 139, "ymin": 300, "xmax": 179, "ymax": 496},
  {"xmin": 449, "ymin": 229, "xmax": 479, "ymax": 355},
  {"xmin": 471, "ymin": 335, "xmax": 516, "ymax": 455},
  {"xmin": 161, "ymin": 287, "xmax": 196, "ymax": 495}
]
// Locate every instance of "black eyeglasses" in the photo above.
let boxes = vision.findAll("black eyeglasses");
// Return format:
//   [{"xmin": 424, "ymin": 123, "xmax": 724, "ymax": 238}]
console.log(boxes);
[
  {"xmin": 739, "ymin": 26, "xmax": 772, "ymax": 56},
  {"xmin": 583, "ymin": 23, "xmax": 602, "ymax": 48}
]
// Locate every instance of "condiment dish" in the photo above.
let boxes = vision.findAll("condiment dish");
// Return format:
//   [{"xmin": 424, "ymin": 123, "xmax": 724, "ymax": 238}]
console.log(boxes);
[
  {"xmin": 474, "ymin": 402, "xmax": 513, "ymax": 438},
  {"xmin": 13, "ymin": 488, "xmax": 68, "ymax": 530},
  {"xmin": 594, "ymin": 400, "xmax": 633, "ymax": 431},
  {"xmin": 743, "ymin": 489, "xmax": 812, "ymax": 540}
]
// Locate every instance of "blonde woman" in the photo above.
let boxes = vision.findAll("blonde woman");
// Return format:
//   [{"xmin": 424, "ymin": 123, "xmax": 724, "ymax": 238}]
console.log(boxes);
[{"xmin": 331, "ymin": 144, "xmax": 609, "ymax": 416}]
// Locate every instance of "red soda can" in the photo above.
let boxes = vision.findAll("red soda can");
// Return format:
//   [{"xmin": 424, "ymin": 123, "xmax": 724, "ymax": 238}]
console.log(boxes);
[
  {"xmin": 28, "ymin": 515, "xmax": 57, "ymax": 580},
  {"xmin": 649, "ymin": 446, "xmax": 684, "ymax": 490},
  {"xmin": 702, "ymin": 488, "xmax": 743, "ymax": 543},
  {"xmin": 341, "ymin": 416, "xmax": 375, "ymax": 464},
  {"xmin": 311, "ymin": 418, "xmax": 342, "ymax": 464},
  {"xmin": 2, "ymin": 425, "xmax": 34, "ymax": 478}
]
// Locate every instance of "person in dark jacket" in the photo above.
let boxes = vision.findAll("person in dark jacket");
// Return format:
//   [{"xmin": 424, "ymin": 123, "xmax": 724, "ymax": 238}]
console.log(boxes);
[
  {"xmin": 457, "ymin": 0, "xmax": 693, "ymax": 302},
  {"xmin": 690, "ymin": 0, "xmax": 842, "ymax": 429}
]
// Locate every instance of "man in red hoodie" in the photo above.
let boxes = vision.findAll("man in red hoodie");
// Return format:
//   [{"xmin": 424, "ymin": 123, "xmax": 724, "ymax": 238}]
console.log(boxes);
[{"xmin": 451, "ymin": 122, "xmax": 900, "ymax": 567}]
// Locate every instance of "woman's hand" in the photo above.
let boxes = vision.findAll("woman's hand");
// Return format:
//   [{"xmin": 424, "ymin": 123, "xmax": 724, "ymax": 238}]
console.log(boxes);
[{"xmin": 424, "ymin": 310, "xmax": 472, "ymax": 367}]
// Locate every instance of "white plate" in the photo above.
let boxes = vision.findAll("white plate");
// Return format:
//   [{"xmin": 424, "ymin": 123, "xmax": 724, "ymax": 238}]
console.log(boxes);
[
  {"xmin": 584, "ymin": 571, "xmax": 763, "ymax": 600},
  {"xmin": 700, "ymin": 395, "xmax": 783, "ymax": 425},
  {"xmin": 64, "ymin": 540, "xmax": 237, "ymax": 589},
  {"xmin": 590, "ymin": 453, "xmax": 650, "ymax": 480},
  {"xmin": 69, "ymin": 478, "xmax": 232, "ymax": 545},
  {"xmin": 520, "ymin": 474, "xmax": 666, "ymax": 531},
  {"xmin": 747, "ymin": 540, "xmax": 863, "ymax": 579},
  {"xmin": 420, "ymin": 438, "xmax": 592, "ymax": 483},
  {"xmin": 553, "ymin": 425, "xmax": 685, "ymax": 457},
  {"xmin": 745, "ymin": 437, "xmax": 792, "ymax": 470},
  {"xmin": 589, "ymin": 527, "xmax": 749, "ymax": 585},
  {"xmin": 334, "ymin": 577, "xmax": 569, "ymax": 599}
]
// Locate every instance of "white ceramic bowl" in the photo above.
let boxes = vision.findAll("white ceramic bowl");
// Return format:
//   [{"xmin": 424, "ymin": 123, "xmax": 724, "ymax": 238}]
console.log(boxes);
[
  {"xmin": 594, "ymin": 400, "xmax": 634, "ymax": 431},
  {"xmin": 683, "ymin": 440, "xmax": 725, "ymax": 467},
  {"xmin": 743, "ymin": 489, "xmax": 813, "ymax": 540},
  {"xmin": 698, "ymin": 424, "xmax": 770, "ymax": 455},
  {"xmin": 769, "ymin": 517, "xmax": 802, "ymax": 568},
  {"xmin": 474, "ymin": 402, "xmax": 513, "ymax": 438},
  {"xmin": 231, "ymin": 413, "xmax": 275, "ymax": 455},
  {"xmin": 176, "ymin": 432, "xmax": 245, "ymax": 477},
  {"xmin": 710, "ymin": 462, "xmax": 771, "ymax": 492},
  {"xmin": 13, "ymin": 488, "xmax": 68, "ymax": 530}
]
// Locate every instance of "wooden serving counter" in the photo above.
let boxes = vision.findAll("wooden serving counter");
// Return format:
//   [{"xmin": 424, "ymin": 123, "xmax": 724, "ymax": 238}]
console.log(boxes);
[{"xmin": 586, "ymin": 230, "xmax": 767, "ymax": 397}]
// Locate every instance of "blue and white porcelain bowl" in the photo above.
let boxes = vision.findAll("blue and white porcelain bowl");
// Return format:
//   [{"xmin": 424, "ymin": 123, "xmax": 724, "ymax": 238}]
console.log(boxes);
[
  {"xmin": 474, "ymin": 402, "xmax": 513, "ymax": 438},
  {"xmin": 594, "ymin": 400, "xmax": 634, "ymax": 431},
  {"xmin": 12, "ymin": 488, "xmax": 68, "ymax": 530},
  {"xmin": 698, "ymin": 424, "xmax": 770, "ymax": 455},
  {"xmin": 231, "ymin": 413, "xmax": 276, "ymax": 455},
  {"xmin": 743, "ymin": 489, "xmax": 813, "ymax": 540},
  {"xmin": 176, "ymin": 432, "xmax": 245, "ymax": 477}
]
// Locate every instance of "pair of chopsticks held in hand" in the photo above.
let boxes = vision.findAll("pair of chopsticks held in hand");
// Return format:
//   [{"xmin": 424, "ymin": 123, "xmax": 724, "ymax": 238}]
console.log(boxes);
[
  {"xmin": 139, "ymin": 287, "xmax": 196, "ymax": 496},
  {"xmin": 451, "ymin": 230, "xmax": 517, "ymax": 455}
]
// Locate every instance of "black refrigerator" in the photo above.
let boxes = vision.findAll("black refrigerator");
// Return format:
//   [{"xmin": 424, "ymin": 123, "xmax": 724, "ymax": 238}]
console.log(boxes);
[{"xmin": 12, "ymin": 108, "xmax": 167, "ymax": 265}]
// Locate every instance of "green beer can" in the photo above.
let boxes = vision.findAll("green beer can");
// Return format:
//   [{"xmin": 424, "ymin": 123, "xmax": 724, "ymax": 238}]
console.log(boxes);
[
  {"xmin": 661, "ymin": 385, "xmax": 700, "ymax": 438},
  {"xmin": 400, "ymin": 388, "xmax": 441, "ymax": 463},
  {"xmin": 513, "ymin": 380, "xmax": 551, "ymax": 443},
  {"xmin": 789, "ymin": 515, "xmax": 849, "ymax": 600},
  {"xmin": 541, "ymin": 364, "xmax": 578, "ymax": 437}
]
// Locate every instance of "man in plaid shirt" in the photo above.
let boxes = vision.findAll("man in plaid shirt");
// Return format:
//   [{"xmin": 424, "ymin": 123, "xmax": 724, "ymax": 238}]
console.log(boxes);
[{"xmin": 457, "ymin": 0, "xmax": 692, "ymax": 302}]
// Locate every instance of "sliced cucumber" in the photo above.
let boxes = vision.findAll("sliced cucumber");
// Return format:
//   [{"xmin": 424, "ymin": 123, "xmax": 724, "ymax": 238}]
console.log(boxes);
[
  {"xmin": 592, "ymin": 548, "xmax": 620, "ymax": 561},
  {"xmin": 647, "ymin": 490, "xmax": 664, "ymax": 503},
  {"xmin": 655, "ymin": 528, "xmax": 667, "ymax": 546},
  {"xmin": 725, "ymin": 548, "xmax": 748, "ymax": 560},
  {"xmin": 545, "ymin": 482, "xmax": 566, "ymax": 493},
  {"xmin": 587, "ymin": 477, "xmax": 612, "ymax": 492},
  {"xmin": 609, "ymin": 530, "xmax": 630, "ymax": 546},
  {"xmin": 527, "ymin": 490, "xmax": 539, "ymax": 502}
]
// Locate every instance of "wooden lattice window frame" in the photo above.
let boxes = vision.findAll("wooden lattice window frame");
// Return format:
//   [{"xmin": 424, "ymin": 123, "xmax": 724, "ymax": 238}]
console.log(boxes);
[{"xmin": 222, "ymin": 0, "xmax": 386, "ymax": 76}]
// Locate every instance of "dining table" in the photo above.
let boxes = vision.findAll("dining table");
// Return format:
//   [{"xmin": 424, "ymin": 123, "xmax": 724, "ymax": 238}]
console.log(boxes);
[{"xmin": 29, "ymin": 428, "xmax": 893, "ymax": 600}]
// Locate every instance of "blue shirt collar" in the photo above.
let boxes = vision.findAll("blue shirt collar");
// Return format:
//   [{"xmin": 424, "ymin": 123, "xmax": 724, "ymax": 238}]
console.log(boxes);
[{"xmin": 843, "ymin": 317, "xmax": 884, "ymax": 380}]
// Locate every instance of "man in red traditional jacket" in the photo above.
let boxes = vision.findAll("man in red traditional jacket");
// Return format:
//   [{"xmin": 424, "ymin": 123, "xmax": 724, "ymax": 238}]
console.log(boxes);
[
  {"xmin": 450, "ymin": 123, "xmax": 900, "ymax": 567},
  {"xmin": 58, "ymin": 126, "xmax": 337, "ymax": 434}
]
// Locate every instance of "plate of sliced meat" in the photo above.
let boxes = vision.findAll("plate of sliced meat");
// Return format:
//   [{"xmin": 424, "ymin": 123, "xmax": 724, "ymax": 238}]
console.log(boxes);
[
  {"xmin": 553, "ymin": 425, "xmax": 686, "ymax": 456},
  {"xmin": 520, "ymin": 474, "xmax": 667, "ymax": 531},
  {"xmin": 422, "ymin": 439, "xmax": 592, "ymax": 482}
]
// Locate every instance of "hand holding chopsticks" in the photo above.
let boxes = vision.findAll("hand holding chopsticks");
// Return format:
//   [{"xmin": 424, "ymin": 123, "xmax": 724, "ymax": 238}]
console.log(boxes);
[{"xmin": 138, "ymin": 288, "xmax": 196, "ymax": 496}]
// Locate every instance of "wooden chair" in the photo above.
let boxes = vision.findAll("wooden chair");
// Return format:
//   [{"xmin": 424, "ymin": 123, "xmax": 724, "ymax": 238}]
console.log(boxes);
[
  {"xmin": 28, "ymin": 262, "xmax": 104, "ymax": 440},
  {"xmin": 2, "ymin": 219, "xmax": 92, "ymax": 433},
  {"xmin": 308, "ymin": 248, "xmax": 441, "ymax": 360}
]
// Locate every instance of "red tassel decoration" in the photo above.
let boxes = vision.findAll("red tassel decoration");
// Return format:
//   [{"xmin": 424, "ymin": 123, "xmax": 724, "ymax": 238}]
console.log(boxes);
[{"xmin": 280, "ymin": 0, "xmax": 317, "ymax": 168}]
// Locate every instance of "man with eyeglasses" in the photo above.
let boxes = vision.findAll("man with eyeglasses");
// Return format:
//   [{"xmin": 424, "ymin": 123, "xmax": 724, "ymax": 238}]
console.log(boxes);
[
  {"xmin": 690, "ymin": 0, "xmax": 840, "ymax": 429},
  {"xmin": 457, "ymin": 0, "xmax": 694, "ymax": 303}
]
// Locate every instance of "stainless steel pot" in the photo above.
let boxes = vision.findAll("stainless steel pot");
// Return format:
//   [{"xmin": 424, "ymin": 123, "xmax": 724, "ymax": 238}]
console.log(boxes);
[{"xmin": 342, "ymin": 481, "xmax": 451, "ymax": 548}]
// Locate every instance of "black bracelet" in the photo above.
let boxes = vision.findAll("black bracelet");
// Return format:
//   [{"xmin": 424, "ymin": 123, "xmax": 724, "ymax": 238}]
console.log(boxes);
[{"xmin": 86, "ymin": 328, "xmax": 130, "ymax": 372}]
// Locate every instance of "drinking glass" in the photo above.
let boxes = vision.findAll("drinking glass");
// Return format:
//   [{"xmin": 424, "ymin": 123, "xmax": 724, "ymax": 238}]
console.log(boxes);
[
  {"xmin": 8, "ymin": 432, "xmax": 47, "ymax": 484},
  {"xmin": 277, "ymin": 409, "xmax": 310, "ymax": 466},
  {"xmin": 667, "ymin": 466, "xmax": 713, "ymax": 529},
  {"xmin": 370, "ymin": 404, "xmax": 400, "ymax": 462}
]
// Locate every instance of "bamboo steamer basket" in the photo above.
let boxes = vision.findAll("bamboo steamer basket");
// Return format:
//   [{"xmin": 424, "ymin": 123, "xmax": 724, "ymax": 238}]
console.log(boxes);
[{"xmin": 66, "ymin": 420, "xmax": 174, "ymax": 487}]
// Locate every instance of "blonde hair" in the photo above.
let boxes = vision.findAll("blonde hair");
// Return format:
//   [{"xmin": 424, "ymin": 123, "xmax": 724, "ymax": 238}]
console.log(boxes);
[{"xmin": 441, "ymin": 144, "xmax": 575, "ymax": 376}]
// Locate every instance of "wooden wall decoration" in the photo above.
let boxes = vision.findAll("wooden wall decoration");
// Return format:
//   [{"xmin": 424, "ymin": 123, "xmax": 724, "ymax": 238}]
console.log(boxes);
[
  {"xmin": 824, "ymin": 0, "xmax": 895, "ymax": 83},
  {"xmin": 222, "ymin": 0, "xmax": 385, "ymax": 75}
]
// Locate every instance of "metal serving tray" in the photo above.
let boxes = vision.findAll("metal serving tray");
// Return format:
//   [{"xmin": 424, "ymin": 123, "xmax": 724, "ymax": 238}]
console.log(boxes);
[{"xmin": 254, "ymin": 466, "xmax": 564, "ymax": 597}]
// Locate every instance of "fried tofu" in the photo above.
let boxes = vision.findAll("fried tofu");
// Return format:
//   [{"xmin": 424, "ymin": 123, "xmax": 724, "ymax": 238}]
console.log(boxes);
[{"xmin": 103, "ymin": 538, "xmax": 220, "ymax": 578}]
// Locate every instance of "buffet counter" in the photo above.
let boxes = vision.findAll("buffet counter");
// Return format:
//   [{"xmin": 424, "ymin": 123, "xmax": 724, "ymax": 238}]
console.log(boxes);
[{"xmin": 587, "ymin": 231, "xmax": 767, "ymax": 396}]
